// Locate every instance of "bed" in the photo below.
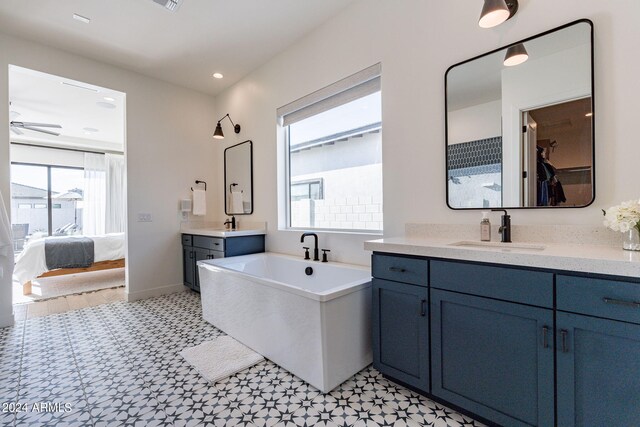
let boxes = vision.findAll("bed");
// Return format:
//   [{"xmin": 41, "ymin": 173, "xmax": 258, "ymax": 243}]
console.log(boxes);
[{"xmin": 14, "ymin": 232, "xmax": 125, "ymax": 295}]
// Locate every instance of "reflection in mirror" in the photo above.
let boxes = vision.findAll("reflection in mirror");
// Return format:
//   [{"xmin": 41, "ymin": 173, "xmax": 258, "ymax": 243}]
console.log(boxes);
[
  {"xmin": 446, "ymin": 20, "xmax": 594, "ymax": 209},
  {"xmin": 224, "ymin": 140, "xmax": 253, "ymax": 215}
]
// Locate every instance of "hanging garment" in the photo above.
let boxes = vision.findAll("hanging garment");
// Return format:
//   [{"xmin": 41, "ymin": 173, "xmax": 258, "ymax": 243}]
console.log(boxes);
[{"xmin": 538, "ymin": 181, "xmax": 549, "ymax": 207}]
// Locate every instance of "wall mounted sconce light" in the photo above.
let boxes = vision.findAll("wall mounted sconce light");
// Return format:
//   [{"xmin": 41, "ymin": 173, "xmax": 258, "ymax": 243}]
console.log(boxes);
[
  {"xmin": 213, "ymin": 113, "xmax": 241, "ymax": 140},
  {"xmin": 478, "ymin": 0, "xmax": 519, "ymax": 29},
  {"xmin": 503, "ymin": 43, "xmax": 529, "ymax": 66}
]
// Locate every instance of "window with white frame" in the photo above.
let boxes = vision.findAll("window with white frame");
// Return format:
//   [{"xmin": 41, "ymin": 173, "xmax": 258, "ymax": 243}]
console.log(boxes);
[{"xmin": 278, "ymin": 64, "xmax": 383, "ymax": 232}]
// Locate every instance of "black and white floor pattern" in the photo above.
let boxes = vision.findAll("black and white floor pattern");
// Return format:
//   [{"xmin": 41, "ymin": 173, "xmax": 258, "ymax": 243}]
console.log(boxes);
[{"xmin": 0, "ymin": 291, "xmax": 485, "ymax": 426}]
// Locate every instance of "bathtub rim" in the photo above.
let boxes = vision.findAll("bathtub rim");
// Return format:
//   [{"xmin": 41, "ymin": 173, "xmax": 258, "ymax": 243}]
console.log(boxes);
[{"xmin": 197, "ymin": 252, "xmax": 371, "ymax": 302}]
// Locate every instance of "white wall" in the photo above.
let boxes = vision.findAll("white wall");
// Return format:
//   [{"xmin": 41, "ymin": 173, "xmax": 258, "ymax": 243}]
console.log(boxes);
[
  {"xmin": 0, "ymin": 32, "xmax": 218, "ymax": 326},
  {"xmin": 211, "ymin": 0, "xmax": 640, "ymax": 266},
  {"xmin": 448, "ymin": 100, "xmax": 501, "ymax": 145},
  {"xmin": 502, "ymin": 43, "xmax": 591, "ymax": 205}
]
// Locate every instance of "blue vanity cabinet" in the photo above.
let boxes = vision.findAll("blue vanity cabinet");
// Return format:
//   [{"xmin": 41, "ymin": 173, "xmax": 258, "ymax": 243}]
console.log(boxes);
[
  {"xmin": 371, "ymin": 253, "xmax": 430, "ymax": 392},
  {"xmin": 431, "ymin": 289, "xmax": 554, "ymax": 427},
  {"xmin": 182, "ymin": 233, "xmax": 265, "ymax": 292},
  {"xmin": 372, "ymin": 278, "xmax": 430, "ymax": 392},
  {"xmin": 556, "ymin": 312, "xmax": 640, "ymax": 426},
  {"xmin": 429, "ymin": 260, "xmax": 555, "ymax": 426},
  {"xmin": 556, "ymin": 274, "xmax": 640, "ymax": 426}
]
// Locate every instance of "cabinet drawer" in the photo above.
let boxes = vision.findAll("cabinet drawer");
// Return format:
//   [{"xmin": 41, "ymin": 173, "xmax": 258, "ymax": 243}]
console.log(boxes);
[
  {"xmin": 193, "ymin": 235, "xmax": 225, "ymax": 251},
  {"xmin": 431, "ymin": 260, "xmax": 553, "ymax": 308},
  {"xmin": 181, "ymin": 234, "xmax": 192, "ymax": 246},
  {"xmin": 557, "ymin": 275, "xmax": 640, "ymax": 324},
  {"xmin": 372, "ymin": 254, "xmax": 428, "ymax": 286}
]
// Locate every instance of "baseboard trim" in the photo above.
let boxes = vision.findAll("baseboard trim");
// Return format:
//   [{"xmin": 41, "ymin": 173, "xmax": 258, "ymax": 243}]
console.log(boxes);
[
  {"xmin": 126, "ymin": 283, "xmax": 187, "ymax": 302},
  {"xmin": 0, "ymin": 312, "xmax": 15, "ymax": 328}
]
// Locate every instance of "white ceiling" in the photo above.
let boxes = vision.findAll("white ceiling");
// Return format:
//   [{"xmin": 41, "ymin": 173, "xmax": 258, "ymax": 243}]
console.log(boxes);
[
  {"xmin": 10, "ymin": 66, "xmax": 126, "ymax": 152},
  {"xmin": 0, "ymin": 0, "xmax": 354, "ymax": 96}
]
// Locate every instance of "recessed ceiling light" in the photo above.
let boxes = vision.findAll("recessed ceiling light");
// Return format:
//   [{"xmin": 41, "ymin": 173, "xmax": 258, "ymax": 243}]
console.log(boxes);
[
  {"xmin": 212, "ymin": 73, "xmax": 224, "ymax": 79},
  {"xmin": 96, "ymin": 101, "xmax": 116, "ymax": 109},
  {"xmin": 83, "ymin": 127, "xmax": 99, "ymax": 133},
  {"xmin": 103, "ymin": 96, "xmax": 115, "ymax": 102},
  {"xmin": 73, "ymin": 13, "xmax": 91, "ymax": 23}
]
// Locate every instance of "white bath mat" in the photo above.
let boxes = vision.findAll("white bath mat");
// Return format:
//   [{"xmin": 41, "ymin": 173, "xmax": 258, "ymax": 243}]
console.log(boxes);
[{"xmin": 180, "ymin": 336, "xmax": 264, "ymax": 383}]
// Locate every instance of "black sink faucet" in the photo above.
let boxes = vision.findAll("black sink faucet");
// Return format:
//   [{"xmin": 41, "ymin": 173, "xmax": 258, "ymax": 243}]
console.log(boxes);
[
  {"xmin": 491, "ymin": 209, "xmax": 511, "ymax": 243},
  {"xmin": 300, "ymin": 232, "xmax": 319, "ymax": 261},
  {"xmin": 224, "ymin": 216, "xmax": 236, "ymax": 230}
]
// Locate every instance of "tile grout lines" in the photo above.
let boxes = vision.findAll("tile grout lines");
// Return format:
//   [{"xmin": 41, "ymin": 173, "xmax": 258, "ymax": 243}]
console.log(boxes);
[
  {"xmin": 11, "ymin": 320, "xmax": 26, "ymax": 427},
  {"xmin": 61, "ymin": 309, "xmax": 97, "ymax": 427},
  {"xmin": 3, "ymin": 291, "xmax": 485, "ymax": 427}
]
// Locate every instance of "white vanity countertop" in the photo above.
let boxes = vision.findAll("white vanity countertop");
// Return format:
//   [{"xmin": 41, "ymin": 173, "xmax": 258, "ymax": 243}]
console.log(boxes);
[
  {"xmin": 181, "ymin": 222, "xmax": 266, "ymax": 238},
  {"xmin": 364, "ymin": 236, "xmax": 640, "ymax": 278}
]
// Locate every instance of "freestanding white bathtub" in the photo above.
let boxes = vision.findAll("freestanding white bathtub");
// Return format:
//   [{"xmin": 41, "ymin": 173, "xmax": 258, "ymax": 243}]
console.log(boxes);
[{"xmin": 198, "ymin": 252, "xmax": 372, "ymax": 393}]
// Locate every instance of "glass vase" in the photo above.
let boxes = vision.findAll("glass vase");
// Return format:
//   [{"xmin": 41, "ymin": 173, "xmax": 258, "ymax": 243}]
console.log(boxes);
[{"xmin": 623, "ymin": 228, "xmax": 640, "ymax": 251}]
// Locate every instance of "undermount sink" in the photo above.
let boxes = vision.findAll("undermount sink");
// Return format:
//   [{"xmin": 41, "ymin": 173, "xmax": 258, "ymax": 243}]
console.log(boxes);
[{"xmin": 449, "ymin": 240, "xmax": 546, "ymax": 251}]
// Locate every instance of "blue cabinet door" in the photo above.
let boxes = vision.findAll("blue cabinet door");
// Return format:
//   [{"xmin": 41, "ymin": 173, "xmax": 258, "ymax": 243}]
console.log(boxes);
[
  {"xmin": 431, "ymin": 290, "xmax": 554, "ymax": 427},
  {"xmin": 193, "ymin": 247, "xmax": 214, "ymax": 292},
  {"xmin": 372, "ymin": 278, "xmax": 429, "ymax": 392},
  {"xmin": 183, "ymin": 246, "xmax": 194, "ymax": 289},
  {"xmin": 556, "ymin": 312, "xmax": 640, "ymax": 426}
]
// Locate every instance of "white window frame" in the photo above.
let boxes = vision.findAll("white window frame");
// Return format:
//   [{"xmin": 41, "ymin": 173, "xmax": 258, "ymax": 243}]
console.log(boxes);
[{"xmin": 278, "ymin": 64, "xmax": 382, "ymax": 234}]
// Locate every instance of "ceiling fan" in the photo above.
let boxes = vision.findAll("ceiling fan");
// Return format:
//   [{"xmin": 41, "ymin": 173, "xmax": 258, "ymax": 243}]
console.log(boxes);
[{"xmin": 9, "ymin": 109, "xmax": 62, "ymax": 137}]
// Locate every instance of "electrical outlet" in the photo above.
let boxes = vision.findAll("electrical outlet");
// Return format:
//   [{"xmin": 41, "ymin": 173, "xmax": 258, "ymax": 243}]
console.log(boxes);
[
  {"xmin": 180, "ymin": 211, "xmax": 188, "ymax": 222},
  {"xmin": 137, "ymin": 213, "xmax": 153, "ymax": 222}
]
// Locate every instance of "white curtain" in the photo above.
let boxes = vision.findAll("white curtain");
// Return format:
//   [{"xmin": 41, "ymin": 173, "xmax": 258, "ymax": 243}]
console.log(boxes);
[
  {"xmin": 0, "ymin": 189, "xmax": 13, "ymax": 288},
  {"xmin": 83, "ymin": 153, "xmax": 106, "ymax": 235},
  {"xmin": 105, "ymin": 154, "xmax": 126, "ymax": 233}
]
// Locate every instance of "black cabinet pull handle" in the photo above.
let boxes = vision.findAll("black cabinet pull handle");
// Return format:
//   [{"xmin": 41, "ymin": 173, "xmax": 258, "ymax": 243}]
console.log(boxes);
[
  {"xmin": 542, "ymin": 326, "xmax": 549, "ymax": 349},
  {"xmin": 602, "ymin": 297, "xmax": 640, "ymax": 308},
  {"xmin": 420, "ymin": 299, "xmax": 427, "ymax": 316},
  {"xmin": 189, "ymin": 251, "xmax": 194, "ymax": 259},
  {"xmin": 389, "ymin": 267, "xmax": 406, "ymax": 273},
  {"xmin": 560, "ymin": 329, "xmax": 569, "ymax": 353}
]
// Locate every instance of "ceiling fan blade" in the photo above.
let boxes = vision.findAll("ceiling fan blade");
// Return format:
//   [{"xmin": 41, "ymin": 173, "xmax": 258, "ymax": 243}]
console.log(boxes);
[
  {"xmin": 22, "ymin": 126, "xmax": 60, "ymax": 136},
  {"xmin": 10, "ymin": 127, "xmax": 23, "ymax": 135},
  {"xmin": 16, "ymin": 122, "xmax": 62, "ymax": 128}
]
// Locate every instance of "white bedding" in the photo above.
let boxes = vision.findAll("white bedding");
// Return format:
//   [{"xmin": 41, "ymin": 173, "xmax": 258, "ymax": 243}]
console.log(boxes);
[{"xmin": 13, "ymin": 233, "xmax": 125, "ymax": 285}]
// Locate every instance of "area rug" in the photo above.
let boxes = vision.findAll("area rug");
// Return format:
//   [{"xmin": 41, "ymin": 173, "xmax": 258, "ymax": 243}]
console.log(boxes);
[{"xmin": 180, "ymin": 336, "xmax": 265, "ymax": 383}]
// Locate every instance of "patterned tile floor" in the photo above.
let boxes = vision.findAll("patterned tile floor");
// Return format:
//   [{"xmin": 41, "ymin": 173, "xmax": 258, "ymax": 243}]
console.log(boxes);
[{"xmin": 0, "ymin": 291, "xmax": 484, "ymax": 427}]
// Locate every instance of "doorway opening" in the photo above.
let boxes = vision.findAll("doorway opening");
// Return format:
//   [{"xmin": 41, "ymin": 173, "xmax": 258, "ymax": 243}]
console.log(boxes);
[
  {"xmin": 521, "ymin": 97, "xmax": 593, "ymax": 207},
  {"xmin": 8, "ymin": 65, "xmax": 127, "ymax": 313}
]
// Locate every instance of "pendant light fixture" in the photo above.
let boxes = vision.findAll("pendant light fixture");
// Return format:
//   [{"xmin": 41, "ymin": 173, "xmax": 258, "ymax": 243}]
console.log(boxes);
[
  {"xmin": 213, "ymin": 113, "xmax": 241, "ymax": 140},
  {"xmin": 478, "ymin": 0, "xmax": 519, "ymax": 29},
  {"xmin": 503, "ymin": 43, "xmax": 529, "ymax": 66}
]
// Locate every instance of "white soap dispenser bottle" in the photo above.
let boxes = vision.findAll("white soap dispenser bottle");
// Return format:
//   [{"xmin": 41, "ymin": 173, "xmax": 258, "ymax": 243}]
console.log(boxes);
[{"xmin": 480, "ymin": 211, "xmax": 491, "ymax": 241}]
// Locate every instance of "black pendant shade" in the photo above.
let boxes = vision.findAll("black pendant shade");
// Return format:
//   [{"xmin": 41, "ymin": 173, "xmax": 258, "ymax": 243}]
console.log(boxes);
[
  {"xmin": 478, "ymin": 0, "xmax": 519, "ymax": 29},
  {"xmin": 504, "ymin": 43, "xmax": 529, "ymax": 66}
]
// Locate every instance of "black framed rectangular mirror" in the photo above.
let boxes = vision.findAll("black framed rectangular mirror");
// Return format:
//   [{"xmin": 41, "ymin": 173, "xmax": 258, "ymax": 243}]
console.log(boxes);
[
  {"xmin": 445, "ymin": 19, "xmax": 594, "ymax": 209},
  {"xmin": 224, "ymin": 140, "xmax": 253, "ymax": 215}
]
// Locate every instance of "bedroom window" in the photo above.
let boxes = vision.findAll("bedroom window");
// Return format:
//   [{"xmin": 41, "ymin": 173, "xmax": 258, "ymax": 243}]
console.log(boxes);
[
  {"xmin": 10, "ymin": 162, "xmax": 84, "ymax": 253},
  {"xmin": 277, "ymin": 63, "xmax": 383, "ymax": 232}
]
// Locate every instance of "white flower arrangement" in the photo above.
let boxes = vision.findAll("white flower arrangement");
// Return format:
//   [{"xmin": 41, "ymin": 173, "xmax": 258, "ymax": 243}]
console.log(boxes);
[{"xmin": 603, "ymin": 199, "xmax": 640, "ymax": 233}]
